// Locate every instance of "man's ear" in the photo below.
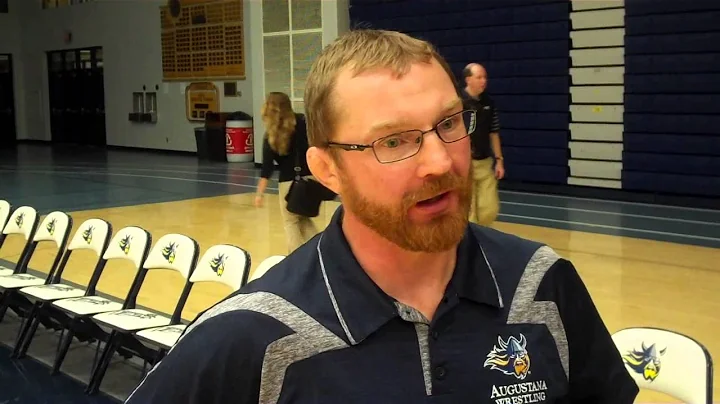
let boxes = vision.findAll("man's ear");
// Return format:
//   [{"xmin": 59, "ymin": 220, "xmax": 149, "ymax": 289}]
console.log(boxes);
[{"xmin": 307, "ymin": 146, "xmax": 341, "ymax": 194}]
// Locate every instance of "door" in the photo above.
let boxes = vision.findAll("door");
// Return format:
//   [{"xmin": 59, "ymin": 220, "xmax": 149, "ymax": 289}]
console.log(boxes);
[
  {"xmin": 0, "ymin": 54, "xmax": 16, "ymax": 149},
  {"xmin": 48, "ymin": 46, "xmax": 106, "ymax": 146}
]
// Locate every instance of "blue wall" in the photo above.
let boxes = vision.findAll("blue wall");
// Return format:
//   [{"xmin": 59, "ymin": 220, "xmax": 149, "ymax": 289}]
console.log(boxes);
[
  {"xmin": 622, "ymin": 0, "xmax": 720, "ymax": 198},
  {"xmin": 348, "ymin": 0, "xmax": 720, "ymax": 202}
]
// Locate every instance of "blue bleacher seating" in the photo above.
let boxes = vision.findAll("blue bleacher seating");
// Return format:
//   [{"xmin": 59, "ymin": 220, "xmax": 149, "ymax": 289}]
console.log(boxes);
[
  {"xmin": 349, "ymin": 0, "xmax": 570, "ymax": 187},
  {"xmin": 624, "ymin": 3, "xmax": 720, "ymax": 197}
]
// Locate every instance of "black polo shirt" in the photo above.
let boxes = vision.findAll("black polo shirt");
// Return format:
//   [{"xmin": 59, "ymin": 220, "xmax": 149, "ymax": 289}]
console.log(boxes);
[
  {"xmin": 460, "ymin": 88, "xmax": 501, "ymax": 161},
  {"xmin": 126, "ymin": 206, "xmax": 638, "ymax": 404}
]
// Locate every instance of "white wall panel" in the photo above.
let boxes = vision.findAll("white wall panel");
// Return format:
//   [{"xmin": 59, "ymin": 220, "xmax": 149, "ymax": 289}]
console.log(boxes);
[
  {"xmin": 571, "ymin": 9, "xmax": 625, "ymax": 30},
  {"xmin": 568, "ymin": 177, "xmax": 622, "ymax": 189},
  {"xmin": 570, "ymin": 105, "xmax": 624, "ymax": 123},
  {"xmin": 570, "ymin": 86, "xmax": 624, "ymax": 104},
  {"xmin": 571, "ymin": 48, "xmax": 624, "ymax": 67},
  {"xmin": 569, "ymin": 141, "xmax": 623, "ymax": 160},
  {"xmin": 569, "ymin": 2, "xmax": 626, "ymax": 188},
  {"xmin": 569, "ymin": 160, "xmax": 622, "ymax": 180},
  {"xmin": 571, "ymin": 0, "xmax": 625, "ymax": 11},
  {"xmin": 570, "ymin": 123, "xmax": 624, "ymax": 142},
  {"xmin": 571, "ymin": 67, "xmax": 625, "ymax": 85},
  {"xmin": 571, "ymin": 28, "xmax": 625, "ymax": 48}
]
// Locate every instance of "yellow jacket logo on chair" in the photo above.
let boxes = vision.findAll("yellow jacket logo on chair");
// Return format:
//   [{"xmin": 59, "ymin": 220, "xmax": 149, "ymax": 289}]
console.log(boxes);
[
  {"xmin": 119, "ymin": 234, "xmax": 133, "ymax": 255},
  {"xmin": 162, "ymin": 242, "xmax": 178, "ymax": 264},
  {"xmin": 210, "ymin": 253, "xmax": 226, "ymax": 276},
  {"xmin": 622, "ymin": 342, "xmax": 666, "ymax": 381}
]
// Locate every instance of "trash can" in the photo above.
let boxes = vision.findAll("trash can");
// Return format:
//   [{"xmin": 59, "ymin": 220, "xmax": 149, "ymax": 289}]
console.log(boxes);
[
  {"xmin": 225, "ymin": 111, "xmax": 254, "ymax": 163},
  {"xmin": 194, "ymin": 127, "xmax": 210, "ymax": 160},
  {"xmin": 199, "ymin": 112, "xmax": 230, "ymax": 162}
]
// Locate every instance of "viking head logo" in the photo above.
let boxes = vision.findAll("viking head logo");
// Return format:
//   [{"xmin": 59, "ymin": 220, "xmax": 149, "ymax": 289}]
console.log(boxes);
[
  {"xmin": 484, "ymin": 334, "xmax": 531, "ymax": 380},
  {"xmin": 623, "ymin": 342, "xmax": 666, "ymax": 381}
]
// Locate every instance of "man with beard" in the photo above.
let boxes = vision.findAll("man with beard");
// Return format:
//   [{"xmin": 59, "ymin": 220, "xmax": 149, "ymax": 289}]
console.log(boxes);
[{"xmin": 126, "ymin": 30, "xmax": 638, "ymax": 404}]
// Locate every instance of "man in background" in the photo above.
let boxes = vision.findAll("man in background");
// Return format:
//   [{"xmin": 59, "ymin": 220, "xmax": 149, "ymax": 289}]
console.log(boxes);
[{"xmin": 461, "ymin": 63, "xmax": 504, "ymax": 226}]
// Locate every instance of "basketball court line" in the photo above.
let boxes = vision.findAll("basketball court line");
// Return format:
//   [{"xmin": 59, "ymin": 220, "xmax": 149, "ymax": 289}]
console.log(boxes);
[
  {"xmin": 4, "ymin": 166, "xmax": 717, "ymax": 225},
  {"xmin": 11, "ymin": 160, "xmax": 715, "ymax": 213}
]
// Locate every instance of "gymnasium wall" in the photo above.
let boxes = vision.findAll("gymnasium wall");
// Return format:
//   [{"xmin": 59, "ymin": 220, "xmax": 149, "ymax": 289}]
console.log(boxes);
[
  {"xmin": 4, "ymin": 0, "xmax": 253, "ymax": 152},
  {"xmin": 348, "ymin": 0, "xmax": 720, "ymax": 200}
]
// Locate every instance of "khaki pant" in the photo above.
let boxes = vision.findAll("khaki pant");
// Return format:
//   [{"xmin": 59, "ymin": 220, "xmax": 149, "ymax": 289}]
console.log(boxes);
[
  {"xmin": 468, "ymin": 158, "xmax": 500, "ymax": 226},
  {"xmin": 278, "ymin": 179, "xmax": 320, "ymax": 253}
]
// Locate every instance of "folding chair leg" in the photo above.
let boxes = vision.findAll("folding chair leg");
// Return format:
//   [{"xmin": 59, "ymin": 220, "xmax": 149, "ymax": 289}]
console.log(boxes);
[
  {"xmin": 11, "ymin": 303, "xmax": 39, "ymax": 358},
  {"xmin": 85, "ymin": 331, "xmax": 119, "ymax": 395},
  {"xmin": 14, "ymin": 308, "xmax": 42, "ymax": 359},
  {"xmin": 52, "ymin": 320, "xmax": 76, "ymax": 375},
  {"xmin": 0, "ymin": 293, "xmax": 10, "ymax": 323}
]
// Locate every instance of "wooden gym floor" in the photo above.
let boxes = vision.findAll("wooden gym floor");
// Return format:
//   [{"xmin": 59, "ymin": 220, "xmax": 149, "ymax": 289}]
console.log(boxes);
[{"xmin": 0, "ymin": 143, "xmax": 718, "ymax": 403}]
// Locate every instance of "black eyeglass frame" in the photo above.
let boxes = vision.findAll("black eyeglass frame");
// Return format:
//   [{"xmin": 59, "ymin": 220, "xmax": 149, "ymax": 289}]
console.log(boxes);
[{"xmin": 325, "ymin": 109, "xmax": 477, "ymax": 164}]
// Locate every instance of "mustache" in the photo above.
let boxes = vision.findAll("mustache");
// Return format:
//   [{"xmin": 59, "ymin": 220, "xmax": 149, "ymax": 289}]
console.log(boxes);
[{"xmin": 402, "ymin": 173, "xmax": 468, "ymax": 207}]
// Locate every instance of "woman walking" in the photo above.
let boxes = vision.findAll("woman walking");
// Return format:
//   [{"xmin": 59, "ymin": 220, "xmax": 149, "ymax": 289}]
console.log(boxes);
[{"xmin": 255, "ymin": 92, "xmax": 319, "ymax": 253}]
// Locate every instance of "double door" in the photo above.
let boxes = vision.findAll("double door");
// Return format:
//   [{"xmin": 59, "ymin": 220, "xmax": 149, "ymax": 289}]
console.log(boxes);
[
  {"xmin": 48, "ymin": 47, "xmax": 106, "ymax": 146},
  {"xmin": 0, "ymin": 54, "xmax": 16, "ymax": 149}
]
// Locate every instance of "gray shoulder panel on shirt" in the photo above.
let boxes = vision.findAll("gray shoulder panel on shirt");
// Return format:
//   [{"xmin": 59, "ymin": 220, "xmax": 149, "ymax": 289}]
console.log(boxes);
[
  {"xmin": 179, "ymin": 291, "xmax": 350, "ymax": 404},
  {"xmin": 506, "ymin": 245, "xmax": 570, "ymax": 381}
]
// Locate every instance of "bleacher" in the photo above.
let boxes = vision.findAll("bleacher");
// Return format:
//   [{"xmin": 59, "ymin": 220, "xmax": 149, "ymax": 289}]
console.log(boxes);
[
  {"xmin": 623, "ymin": 0, "xmax": 720, "ymax": 197},
  {"xmin": 349, "ymin": 0, "xmax": 720, "ymax": 203}
]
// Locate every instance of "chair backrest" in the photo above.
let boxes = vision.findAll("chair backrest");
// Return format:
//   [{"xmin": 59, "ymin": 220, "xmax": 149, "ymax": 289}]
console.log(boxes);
[
  {"xmin": 0, "ymin": 200, "xmax": 12, "ymax": 250},
  {"xmin": 190, "ymin": 244, "xmax": 250, "ymax": 291},
  {"xmin": 140, "ymin": 233, "xmax": 200, "ymax": 323},
  {"xmin": 0, "ymin": 200, "xmax": 10, "ymax": 233},
  {"xmin": 612, "ymin": 327, "xmax": 713, "ymax": 404},
  {"xmin": 142, "ymin": 233, "xmax": 199, "ymax": 279},
  {"xmin": 34, "ymin": 211, "xmax": 72, "ymax": 248},
  {"xmin": 102, "ymin": 226, "xmax": 152, "ymax": 309},
  {"xmin": 103, "ymin": 226, "xmax": 152, "ymax": 269},
  {"xmin": 2, "ymin": 205, "xmax": 39, "ymax": 240},
  {"xmin": 55, "ymin": 218, "xmax": 113, "ymax": 285},
  {"xmin": 248, "ymin": 255, "xmax": 285, "ymax": 283},
  {"xmin": 68, "ymin": 218, "xmax": 113, "ymax": 256},
  {"xmin": 2, "ymin": 205, "xmax": 40, "ymax": 273},
  {"xmin": 32, "ymin": 211, "xmax": 73, "ymax": 281}
]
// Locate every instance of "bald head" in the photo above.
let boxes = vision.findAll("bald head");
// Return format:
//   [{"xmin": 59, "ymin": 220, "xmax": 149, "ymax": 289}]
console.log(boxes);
[{"xmin": 463, "ymin": 63, "xmax": 487, "ymax": 97}]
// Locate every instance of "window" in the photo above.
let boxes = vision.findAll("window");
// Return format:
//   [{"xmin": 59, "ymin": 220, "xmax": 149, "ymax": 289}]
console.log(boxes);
[
  {"xmin": 262, "ymin": 0, "xmax": 322, "ymax": 110},
  {"xmin": 0, "ymin": 0, "xmax": 8, "ymax": 13}
]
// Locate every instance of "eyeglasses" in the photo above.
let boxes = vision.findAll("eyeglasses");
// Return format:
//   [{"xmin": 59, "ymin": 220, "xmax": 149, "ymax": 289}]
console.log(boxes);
[{"xmin": 326, "ymin": 109, "xmax": 477, "ymax": 164}]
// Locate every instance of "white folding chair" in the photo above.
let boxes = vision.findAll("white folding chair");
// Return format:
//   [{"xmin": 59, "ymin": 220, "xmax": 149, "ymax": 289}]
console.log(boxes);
[
  {"xmin": 612, "ymin": 327, "xmax": 714, "ymax": 404},
  {"xmin": 134, "ymin": 244, "xmax": 250, "ymax": 352},
  {"xmin": 247, "ymin": 255, "xmax": 285, "ymax": 283},
  {"xmin": 13, "ymin": 218, "xmax": 113, "ymax": 359},
  {"xmin": 0, "ymin": 211, "xmax": 73, "ymax": 290},
  {"xmin": 84, "ymin": 233, "xmax": 200, "ymax": 395},
  {"xmin": 0, "ymin": 199, "xmax": 12, "ymax": 250},
  {"xmin": 49, "ymin": 225, "xmax": 152, "ymax": 376},
  {"xmin": 0, "ymin": 205, "xmax": 40, "ymax": 277}
]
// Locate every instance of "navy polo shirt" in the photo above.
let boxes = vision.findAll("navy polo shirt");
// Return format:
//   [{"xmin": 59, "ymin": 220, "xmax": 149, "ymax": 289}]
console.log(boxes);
[{"xmin": 127, "ymin": 206, "xmax": 638, "ymax": 404}]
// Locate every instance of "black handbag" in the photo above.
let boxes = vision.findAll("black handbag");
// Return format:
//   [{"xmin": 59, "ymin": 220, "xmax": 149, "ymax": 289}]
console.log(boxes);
[{"xmin": 284, "ymin": 136, "xmax": 336, "ymax": 217}]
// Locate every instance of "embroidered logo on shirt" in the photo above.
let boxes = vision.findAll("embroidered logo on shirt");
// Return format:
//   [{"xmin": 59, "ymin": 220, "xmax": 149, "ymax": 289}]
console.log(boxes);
[
  {"xmin": 485, "ymin": 334, "xmax": 550, "ymax": 403},
  {"xmin": 484, "ymin": 334, "xmax": 532, "ymax": 380}
]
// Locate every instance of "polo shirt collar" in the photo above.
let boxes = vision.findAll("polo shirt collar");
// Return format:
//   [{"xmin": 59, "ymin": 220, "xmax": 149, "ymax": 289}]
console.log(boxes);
[{"xmin": 316, "ymin": 206, "xmax": 503, "ymax": 345}]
